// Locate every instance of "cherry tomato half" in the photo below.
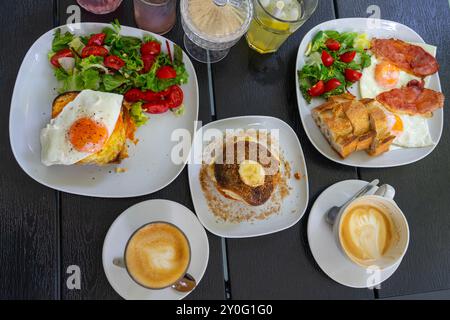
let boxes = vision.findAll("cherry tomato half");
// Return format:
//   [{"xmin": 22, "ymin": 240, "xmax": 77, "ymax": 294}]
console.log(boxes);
[
  {"xmin": 88, "ymin": 33, "xmax": 106, "ymax": 46},
  {"xmin": 104, "ymin": 55, "xmax": 125, "ymax": 70},
  {"xmin": 143, "ymin": 101, "xmax": 170, "ymax": 114},
  {"xmin": 307, "ymin": 80, "xmax": 325, "ymax": 97},
  {"xmin": 325, "ymin": 39, "xmax": 341, "ymax": 51},
  {"xmin": 167, "ymin": 85, "xmax": 184, "ymax": 109},
  {"xmin": 143, "ymin": 88, "xmax": 170, "ymax": 102},
  {"xmin": 50, "ymin": 48, "xmax": 74, "ymax": 68},
  {"xmin": 141, "ymin": 54, "xmax": 156, "ymax": 74},
  {"xmin": 344, "ymin": 68, "xmax": 363, "ymax": 82},
  {"xmin": 340, "ymin": 51, "xmax": 357, "ymax": 63},
  {"xmin": 324, "ymin": 78, "xmax": 342, "ymax": 92},
  {"xmin": 124, "ymin": 88, "xmax": 145, "ymax": 102},
  {"xmin": 81, "ymin": 45, "xmax": 109, "ymax": 58},
  {"xmin": 141, "ymin": 41, "xmax": 161, "ymax": 56},
  {"xmin": 321, "ymin": 50, "xmax": 334, "ymax": 67},
  {"xmin": 156, "ymin": 66, "xmax": 177, "ymax": 79}
]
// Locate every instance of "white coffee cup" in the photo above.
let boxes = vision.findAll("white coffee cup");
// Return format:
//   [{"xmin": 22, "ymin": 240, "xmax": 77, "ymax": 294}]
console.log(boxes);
[{"xmin": 329, "ymin": 185, "xmax": 409, "ymax": 270}]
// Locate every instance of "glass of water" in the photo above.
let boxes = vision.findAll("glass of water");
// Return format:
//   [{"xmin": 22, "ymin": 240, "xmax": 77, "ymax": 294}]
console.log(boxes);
[{"xmin": 134, "ymin": 0, "xmax": 177, "ymax": 35}]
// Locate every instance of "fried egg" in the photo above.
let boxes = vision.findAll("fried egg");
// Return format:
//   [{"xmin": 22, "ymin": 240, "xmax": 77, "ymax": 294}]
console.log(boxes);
[
  {"xmin": 41, "ymin": 90, "xmax": 123, "ymax": 166},
  {"xmin": 380, "ymin": 107, "xmax": 433, "ymax": 148},
  {"xmin": 360, "ymin": 42, "xmax": 437, "ymax": 99}
]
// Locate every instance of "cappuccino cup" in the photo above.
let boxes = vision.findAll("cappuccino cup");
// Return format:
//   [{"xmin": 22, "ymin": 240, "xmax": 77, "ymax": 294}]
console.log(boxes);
[
  {"xmin": 114, "ymin": 222, "xmax": 196, "ymax": 292},
  {"xmin": 328, "ymin": 185, "xmax": 409, "ymax": 270}
]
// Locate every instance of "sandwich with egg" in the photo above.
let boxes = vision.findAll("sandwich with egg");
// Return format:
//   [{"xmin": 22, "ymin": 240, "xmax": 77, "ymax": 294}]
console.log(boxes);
[{"xmin": 41, "ymin": 89, "xmax": 137, "ymax": 166}]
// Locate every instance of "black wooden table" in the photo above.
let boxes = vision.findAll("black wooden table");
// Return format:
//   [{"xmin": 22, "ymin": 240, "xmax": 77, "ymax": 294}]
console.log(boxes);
[{"xmin": 1, "ymin": 0, "xmax": 449, "ymax": 300}]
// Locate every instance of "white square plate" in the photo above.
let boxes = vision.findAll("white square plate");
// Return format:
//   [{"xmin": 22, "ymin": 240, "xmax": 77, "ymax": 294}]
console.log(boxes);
[
  {"xmin": 188, "ymin": 116, "xmax": 309, "ymax": 238},
  {"xmin": 9, "ymin": 23, "xmax": 199, "ymax": 198},
  {"xmin": 295, "ymin": 18, "xmax": 444, "ymax": 168}
]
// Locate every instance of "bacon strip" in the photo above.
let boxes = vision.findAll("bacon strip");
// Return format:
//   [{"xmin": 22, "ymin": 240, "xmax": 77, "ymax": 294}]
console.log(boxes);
[
  {"xmin": 371, "ymin": 38, "xmax": 439, "ymax": 77},
  {"xmin": 376, "ymin": 81, "xmax": 444, "ymax": 116}
]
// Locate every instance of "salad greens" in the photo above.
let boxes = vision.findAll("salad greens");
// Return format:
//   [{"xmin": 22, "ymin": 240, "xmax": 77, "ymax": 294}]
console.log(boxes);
[
  {"xmin": 299, "ymin": 30, "xmax": 372, "ymax": 103},
  {"xmin": 49, "ymin": 21, "xmax": 189, "ymax": 126}
]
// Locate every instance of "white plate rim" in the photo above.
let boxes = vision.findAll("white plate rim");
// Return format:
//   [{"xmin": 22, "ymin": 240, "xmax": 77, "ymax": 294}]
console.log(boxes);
[
  {"xmin": 9, "ymin": 22, "xmax": 199, "ymax": 198},
  {"xmin": 102, "ymin": 199, "xmax": 210, "ymax": 300},
  {"xmin": 295, "ymin": 17, "xmax": 444, "ymax": 168},
  {"xmin": 188, "ymin": 115, "xmax": 310, "ymax": 238}
]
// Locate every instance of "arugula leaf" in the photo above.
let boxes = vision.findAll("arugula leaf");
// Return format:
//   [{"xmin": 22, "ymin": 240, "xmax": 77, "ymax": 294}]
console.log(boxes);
[
  {"xmin": 143, "ymin": 34, "xmax": 160, "ymax": 44},
  {"xmin": 79, "ymin": 56, "xmax": 108, "ymax": 73},
  {"xmin": 173, "ymin": 44, "xmax": 184, "ymax": 66},
  {"xmin": 52, "ymin": 29, "xmax": 74, "ymax": 52},
  {"xmin": 171, "ymin": 104, "xmax": 185, "ymax": 117}
]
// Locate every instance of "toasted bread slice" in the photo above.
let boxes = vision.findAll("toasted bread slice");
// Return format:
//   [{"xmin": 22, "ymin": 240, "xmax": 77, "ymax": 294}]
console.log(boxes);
[
  {"xmin": 342, "ymin": 100, "xmax": 370, "ymax": 136},
  {"xmin": 356, "ymin": 131, "xmax": 376, "ymax": 151},
  {"xmin": 368, "ymin": 135, "xmax": 396, "ymax": 156}
]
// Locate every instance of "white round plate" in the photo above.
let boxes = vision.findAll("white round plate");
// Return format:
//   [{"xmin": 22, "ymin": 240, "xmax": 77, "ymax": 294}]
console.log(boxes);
[
  {"xmin": 295, "ymin": 18, "xmax": 443, "ymax": 168},
  {"xmin": 188, "ymin": 116, "xmax": 309, "ymax": 238},
  {"xmin": 9, "ymin": 23, "xmax": 199, "ymax": 197},
  {"xmin": 307, "ymin": 180, "xmax": 402, "ymax": 288},
  {"xmin": 102, "ymin": 199, "xmax": 209, "ymax": 300}
]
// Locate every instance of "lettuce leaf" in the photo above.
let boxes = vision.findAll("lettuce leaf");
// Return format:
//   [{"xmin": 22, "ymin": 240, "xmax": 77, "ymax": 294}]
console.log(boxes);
[
  {"xmin": 130, "ymin": 102, "xmax": 149, "ymax": 127},
  {"xmin": 52, "ymin": 29, "xmax": 74, "ymax": 52}
]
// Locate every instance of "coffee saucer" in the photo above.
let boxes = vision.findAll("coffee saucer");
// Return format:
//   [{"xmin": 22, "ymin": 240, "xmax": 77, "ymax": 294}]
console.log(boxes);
[
  {"xmin": 307, "ymin": 180, "xmax": 401, "ymax": 288},
  {"xmin": 102, "ymin": 200, "xmax": 209, "ymax": 300}
]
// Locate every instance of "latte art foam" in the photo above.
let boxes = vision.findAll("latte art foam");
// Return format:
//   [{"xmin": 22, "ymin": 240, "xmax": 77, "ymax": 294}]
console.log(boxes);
[
  {"xmin": 125, "ymin": 223, "xmax": 190, "ymax": 289},
  {"xmin": 340, "ymin": 204, "xmax": 397, "ymax": 265}
]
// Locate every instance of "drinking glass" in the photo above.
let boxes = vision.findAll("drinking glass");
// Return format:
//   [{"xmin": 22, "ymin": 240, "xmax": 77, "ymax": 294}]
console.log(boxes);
[
  {"xmin": 180, "ymin": 0, "xmax": 253, "ymax": 63},
  {"xmin": 134, "ymin": 0, "xmax": 177, "ymax": 35},
  {"xmin": 76, "ymin": 0, "xmax": 123, "ymax": 14},
  {"xmin": 246, "ymin": 0, "xmax": 318, "ymax": 54}
]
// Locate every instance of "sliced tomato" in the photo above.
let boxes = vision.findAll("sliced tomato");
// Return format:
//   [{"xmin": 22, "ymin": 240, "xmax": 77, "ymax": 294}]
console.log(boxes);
[
  {"xmin": 81, "ymin": 45, "xmax": 109, "ymax": 58},
  {"xmin": 104, "ymin": 55, "xmax": 125, "ymax": 70},
  {"xmin": 50, "ymin": 49, "xmax": 74, "ymax": 68},
  {"xmin": 321, "ymin": 50, "xmax": 334, "ymax": 67},
  {"xmin": 143, "ymin": 101, "xmax": 170, "ymax": 114},
  {"xmin": 141, "ymin": 41, "xmax": 161, "ymax": 56},
  {"xmin": 340, "ymin": 51, "xmax": 357, "ymax": 63},
  {"xmin": 124, "ymin": 88, "xmax": 145, "ymax": 102},
  {"xmin": 141, "ymin": 54, "xmax": 156, "ymax": 73},
  {"xmin": 143, "ymin": 88, "xmax": 170, "ymax": 102},
  {"xmin": 307, "ymin": 80, "xmax": 325, "ymax": 97},
  {"xmin": 344, "ymin": 68, "xmax": 362, "ymax": 82},
  {"xmin": 156, "ymin": 66, "xmax": 177, "ymax": 79},
  {"xmin": 166, "ymin": 85, "xmax": 184, "ymax": 109},
  {"xmin": 325, "ymin": 39, "xmax": 341, "ymax": 51},
  {"xmin": 324, "ymin": 78, "xmax": 342, "ymax": 92},
  {"xmin": 88, "ymin": 33, "xmax": 106, "ymax": 46}
]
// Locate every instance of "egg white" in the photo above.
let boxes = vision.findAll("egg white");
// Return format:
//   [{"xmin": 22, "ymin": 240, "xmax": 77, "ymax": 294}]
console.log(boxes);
[
  {"xmin": 393, "ymin": 114, "xmax": 434, "ymax": 148},
  {"xmin": 40, "ymin": 90, "xmax": 123, "ymax": 166}
]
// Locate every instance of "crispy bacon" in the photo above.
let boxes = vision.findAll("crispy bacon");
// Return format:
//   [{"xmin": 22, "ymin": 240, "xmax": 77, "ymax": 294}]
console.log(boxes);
[
  {"xmin": 376, "ymin": 82, "xmax": 444, "ymax": 117},
  {"xmin": 371, "ymin": 38, "xmax": 439, "ymax": 77}
]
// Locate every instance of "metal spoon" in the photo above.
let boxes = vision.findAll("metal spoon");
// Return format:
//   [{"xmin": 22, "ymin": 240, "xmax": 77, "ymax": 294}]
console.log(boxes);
[
  {"xmin": 325, "ymin": 179, "xmax": 380, "ymax": 225},
  {"xmin": 172, "ymin": 273, "xmax": 197, "ymax": 292}
]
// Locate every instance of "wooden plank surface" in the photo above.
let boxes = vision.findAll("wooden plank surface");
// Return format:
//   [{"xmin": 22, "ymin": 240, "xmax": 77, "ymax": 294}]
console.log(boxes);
[
  {"xmin": 211, "ymin": 0, "xmax": 372, "ymax": 299},
  {"xmin": 57, "ymin": 0, "xmax": 225, "ymax": 300},
  {"xmin": 335, "ymin": 0, "xmax": 450, "ymax": 298},
  {"xmin": 0, "ymin": 0, "xmax": 58, "ymax": 299}
]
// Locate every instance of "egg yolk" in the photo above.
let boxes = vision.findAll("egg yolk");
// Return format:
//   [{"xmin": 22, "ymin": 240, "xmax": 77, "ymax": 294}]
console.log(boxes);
[
  {"xmin": 69, "ymin": 117, "xmax": 108, "ymax": 153},
  {"xmin": 375, "ymin": 61, "xmax": 400, "ymax": 88},
  {"xmin": 391, "ymin": 114, "xmax": 404, "ymax": 136}
]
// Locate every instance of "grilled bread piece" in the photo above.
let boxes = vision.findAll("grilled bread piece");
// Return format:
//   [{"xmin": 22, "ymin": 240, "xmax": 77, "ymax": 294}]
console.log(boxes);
[
  {"xmin": 312, "ymin": 95, "xmax": 376, "ymax": 158},
  {"xmin": 51, "ymin": 92, "xmax": 134, "ymax": 165},
  {"xmin": 365, "ymin": 100, "xmax": 396, "ymax": 156}
]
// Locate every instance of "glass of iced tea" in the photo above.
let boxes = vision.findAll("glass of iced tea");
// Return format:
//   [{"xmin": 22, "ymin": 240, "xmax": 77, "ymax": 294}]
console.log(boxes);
[
  {"xmin": 246, "ymin": 0, "xmax": 318, "ymax": 54},
  {"xmin": 134, "ymin": 0, "xmax": 177, "ymax": 35},
  {"xmin": 76, "ymin": 0, "xmax": 123, "ymax": 14}
]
